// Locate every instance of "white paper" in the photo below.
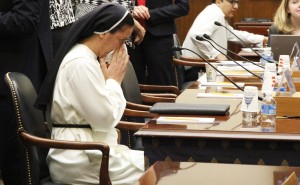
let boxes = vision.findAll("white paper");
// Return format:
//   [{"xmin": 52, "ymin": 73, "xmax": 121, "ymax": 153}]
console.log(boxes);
[
  {"xmin": 261, "ymin": 71, "xmax": 276, "ymax": 94},
  {"xmin": 241, "ymin": 47, "xmax": 267, "ymax": 52},
  {"xmin": 264, "ymin": 63, "xmax": 277, "ymax": 73},
  {"xmin": 200, "ymin": 82, "xmax": 245, "ymax": 88},
  {"xmin": 197, "ymin": 92, "xmax": 243, "ymax": 99},
  {"xmin": 275, "ymin": 74, "xmax": 285, "ymax": 96},
  {"xmin": 219, "ymin": 61, "xmax": 260, "ymax": 67},
  {"xmin": 278, "ymin": 55, "xmax": 290, "ymax": 73},
  {"xmin": 218, "ymin": 65, "xmax": 264, "ymax": 72},
  {"xmin": 156, "ymin": 117, "xmax": 215, "ymax": 124},
  {"xmin": 217, "ymin": 71, "xmax": 253, "ymax": 77}
]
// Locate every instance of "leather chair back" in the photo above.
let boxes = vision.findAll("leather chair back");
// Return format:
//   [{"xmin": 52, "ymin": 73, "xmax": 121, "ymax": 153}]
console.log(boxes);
[
  {"xmin": 120, "ymin": 62, "xmax": 144, "ymax": 149},
  {"xmin": 173, "ymin": 33, "xmax": 182, "ymax": 59},
  {"xmin": 121, "ymin": 61, "xmax": 143, "ymax": 105},
  {"xmin": 172, "ymin": 34, "xmax": 186, "ymax": 91},
  {"xmin": 4, "ymin": 72, "xmax": 56, "ymax": 185}
]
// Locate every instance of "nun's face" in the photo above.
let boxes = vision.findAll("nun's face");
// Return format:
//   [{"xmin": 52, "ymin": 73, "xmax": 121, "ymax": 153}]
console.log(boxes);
[{"xmin": 102, "ymin": 25, "xmax": 133, "ymax": 55}]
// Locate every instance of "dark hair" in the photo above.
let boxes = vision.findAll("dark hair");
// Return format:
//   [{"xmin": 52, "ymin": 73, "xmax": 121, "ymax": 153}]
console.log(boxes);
[
  {"xmin": 110, "ymin": 13, "xmax": 134, "ymax": 33},
  {"xmin": 212, "ymin": 0, "xmax": 216, "ymax": 3}
]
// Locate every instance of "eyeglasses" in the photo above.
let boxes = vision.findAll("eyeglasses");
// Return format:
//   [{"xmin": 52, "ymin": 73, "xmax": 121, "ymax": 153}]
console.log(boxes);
[
  {"xmin": 226, "ymin": 0, "xmax": 239, "ymax": 6},
  {"xmin": 122, "ymin": 35, "xmax": 135, "ymax": 49}
]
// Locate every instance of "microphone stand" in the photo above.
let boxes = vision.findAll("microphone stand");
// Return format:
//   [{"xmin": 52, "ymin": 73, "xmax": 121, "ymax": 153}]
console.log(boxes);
[
  {"xmin": 202, "ymin": 34, "xmax": 264, "ymax": 69},
  {"xmin": 214, "ymin": 21, "xmax": 276, "ymax": 64},
  {"xmin": 201, "ymin": 34, "xmax": 282, "ymax": 75},
  {"xmin": 172, "ymin": 46, "xmax": 263, "ymax": 101},
  {"xmin": 197, "ymin": 35, "xmax": 263, "ymax": 80}
]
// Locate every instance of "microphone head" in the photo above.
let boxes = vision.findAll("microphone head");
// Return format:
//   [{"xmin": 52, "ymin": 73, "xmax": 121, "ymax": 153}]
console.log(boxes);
[
  {"xmin": 172, "ymin": 46, "xmax": 182, "ymax": 51},
  {"xmin": 195, "ymin": 36, "xmax": 205, "ymax": 41},
  {"xmin": 203, "ymin": 34, "xmax": 211, "ymax": 40},
  {"xmin": 214, "ymin": 21, "xmax": 222, "ymax": 26}
]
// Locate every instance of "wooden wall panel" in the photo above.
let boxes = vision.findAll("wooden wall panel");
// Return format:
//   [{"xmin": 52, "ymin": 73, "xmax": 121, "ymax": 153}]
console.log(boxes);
[{"xmin": 175, "ymin": 0, "xmax": 281, "ymax": 44}]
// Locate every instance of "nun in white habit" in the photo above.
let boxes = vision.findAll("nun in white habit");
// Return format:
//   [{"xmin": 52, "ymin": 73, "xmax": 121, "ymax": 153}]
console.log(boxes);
[{"xmin": 35, "ymin": 3, "xmax": 144, "ymax": 185}]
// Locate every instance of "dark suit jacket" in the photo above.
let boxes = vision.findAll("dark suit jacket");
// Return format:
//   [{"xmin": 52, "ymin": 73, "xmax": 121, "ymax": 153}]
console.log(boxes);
[
  {"xmin": 0, "ymin": 0, "xmax": 52, "ymax": 95},
  {"xmin": 139, "ymin": 0, "xmax": 189, "ymax": 36}
]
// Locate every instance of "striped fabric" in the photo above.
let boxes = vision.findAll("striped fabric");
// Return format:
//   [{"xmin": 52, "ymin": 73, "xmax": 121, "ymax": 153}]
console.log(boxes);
[{"xmin": 75, "ymin": 0, "xmax": 134, "ymax": 20}]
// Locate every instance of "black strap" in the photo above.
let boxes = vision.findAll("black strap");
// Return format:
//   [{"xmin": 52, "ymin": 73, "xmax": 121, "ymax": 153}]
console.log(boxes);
[{"xmin": 52, "ymin": 123, "xmax": 91, "ymax": 128}]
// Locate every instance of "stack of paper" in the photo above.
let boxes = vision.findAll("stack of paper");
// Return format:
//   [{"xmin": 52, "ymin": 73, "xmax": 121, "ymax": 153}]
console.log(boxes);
[
  {"xmin": 200, "ymin": 82, "xmax": 245, "ymax": 88},
  {"xmin": 156, "ymin": 117, "xmax": 215, "ymax": 124},
  {"xmin": 241, "ymin": 47, "xmax": 266, "ymax": 52},
  {"xmin": 218, "ymin": 65, "xmax": 264, "ymax": 72},
  {"xmin": 197, "ymin": 92, "xmax": 243, "ymax": 99},
  {"xmin": 217, "ymin": 70, "xmax": 253, "ymax": 77},
  {"xmin": 219, "ymin": 61, "xmax": 260, "ymax": 67}
]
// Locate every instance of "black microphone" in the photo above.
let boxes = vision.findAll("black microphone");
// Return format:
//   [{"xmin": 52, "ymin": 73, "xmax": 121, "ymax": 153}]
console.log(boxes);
[
  {"xmin": 202, "ymin": 34, "xmax": 280, "ymax": 76},
  {"xmin": 214, "ymin": 21, "xmax": 276, "ymax": 64},
  {"xmin": 172, "ymin": 46, "xmax": 263, "ymax": 101},
  {"xmin": 197, "ymin": 35, "xmax": 263, "ymax": 80},
  {"xmin": 202, "ymin": 34, "xmax": 264, "ymax": 69},
  {"xmin": 172, "ymin": 46, "xmax": 183, "ymax": 51}
]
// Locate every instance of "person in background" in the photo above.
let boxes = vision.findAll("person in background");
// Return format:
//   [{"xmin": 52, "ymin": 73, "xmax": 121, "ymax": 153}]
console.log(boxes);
[
  {"xmin": 183, "ymin": 0, "xmax": 268, "ymax": 61},
  {"xmin": 0, "ymin": 0, "xmax": 52, "ymax": 184},
  {"xmin": 268, "ymin": 0, "xmax": 300, "ymax": 45},
  {"xmin": 50, "ymin": 0, "xmax": 145, "ymax": 58},
  {"xmin": 50, "ymin": 0, "xmax": 76, "ymax": 56},
  {"xmin": 35, "ymin": 4, "xmax": 144, "ymax": 184},
  {"xmin": 128, "ymin": 0, "xmax": 189, "ymax": 86}
]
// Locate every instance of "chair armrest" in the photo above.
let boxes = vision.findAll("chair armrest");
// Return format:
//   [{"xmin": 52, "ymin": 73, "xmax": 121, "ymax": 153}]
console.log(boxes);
[
  {"xmin": 20, "ymin": 131, "xmax": 111, "ymax": 185},
  {"xmin": 139, "ymin": 84, "xmax": 179, "ymax": 95},
  {"xmin": 141, "ymin": 93, "xmax": 178, "ymax": 99},
  {"xmin": 180, "ymin": 56, "xmax": 219, "ymax": 63},
  {"xmin": 126, "ymin": 101, "xmax": 151, "ymax": 111},
  {"xmin": 116, "ymin": 120, "xmax": 146, "ymax": 130},
  {"xmin": 173, "ymin": 58, "xmax": 206, "ymax": 67},
  {"xmin": 141, "ymin": 94, "xmax": 176, "ymax": 104},
  {"xmin": 123, "ymin": 108, "xmax": 157, "ymax": 118},
  {"xmin": 173, "ymin": 57, "xmax": 219, "ymax": 67}
]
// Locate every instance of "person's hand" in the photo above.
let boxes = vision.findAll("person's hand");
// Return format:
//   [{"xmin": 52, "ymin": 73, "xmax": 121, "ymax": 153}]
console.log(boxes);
[
  {"xmin": 100, "ymin": 44, "xmax": 128, "ymax": 84},
  {"xmin": 133, "ymin": 5, "xmax": 150, "ymax": 20},
  {"xmin": 216, "ymin": 53, "xmax": 228, "ymax": 61},
  {"xmin": 133, "ymin": 19, "xmax": 146, "ymax": 45},
  {"xmin": 263, "ymin": 36, "xmax": 268, "ymax": 47}
]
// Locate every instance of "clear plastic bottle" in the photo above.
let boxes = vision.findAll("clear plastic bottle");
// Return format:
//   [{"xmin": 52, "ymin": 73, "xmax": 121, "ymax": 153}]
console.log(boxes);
[
  {"xmin": 259, "ymin": 48, "xmax": 274, "ymax": 67},
  {"xmin": 260, "ymin": 91, "xmax": 276, "ymax": 132},
  {"xmin": 242, "ymin": 111, "xmax": 258, "ymax": 127}
]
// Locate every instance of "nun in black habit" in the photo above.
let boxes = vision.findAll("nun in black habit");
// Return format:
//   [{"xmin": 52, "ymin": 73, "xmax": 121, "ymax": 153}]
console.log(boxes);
[{"xmin": 35, "ymin": 3, "xmax": 144, "ymax": 185}]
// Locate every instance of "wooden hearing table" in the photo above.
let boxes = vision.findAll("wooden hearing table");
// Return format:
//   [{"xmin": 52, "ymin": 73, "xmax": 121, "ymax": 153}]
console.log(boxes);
[{"xmin": 135, "ymin": 82, "xmax": 300, "ymax": 168}]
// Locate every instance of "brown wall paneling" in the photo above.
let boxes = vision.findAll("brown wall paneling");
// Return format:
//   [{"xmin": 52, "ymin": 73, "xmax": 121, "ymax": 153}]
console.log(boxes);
[{"xmin": 175, "ymin": 0, "xmax": 281, "ymax": 44}]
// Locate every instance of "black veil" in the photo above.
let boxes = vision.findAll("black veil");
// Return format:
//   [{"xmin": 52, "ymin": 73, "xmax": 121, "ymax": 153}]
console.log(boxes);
[{"xmin": 35, "ymin": 3, "xmax": 129, "ymax": 111}]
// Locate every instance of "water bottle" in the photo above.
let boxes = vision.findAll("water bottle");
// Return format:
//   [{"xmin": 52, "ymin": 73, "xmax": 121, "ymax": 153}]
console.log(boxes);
[
  {"xmin": 241, "ymin": 86, "xmax": 259, "ymax": 128},
  {"xmin": 242, "ymin": 111, "xmax": 258, "ymax": 128},
  {"xmin": 260, "ymin": 91, "xmax": 276, "ymax": 132},
  {"xmin": 259, "ymin": 48, "xmax": 274, "ymax": 67}
]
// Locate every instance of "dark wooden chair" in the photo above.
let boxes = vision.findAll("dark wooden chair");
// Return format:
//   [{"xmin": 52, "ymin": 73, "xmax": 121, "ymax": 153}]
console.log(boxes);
[
  {"xmin": 4, "ymin": 72, "xmax": 111, "ymax": 185},
  {"xmin": 120, "ymin": 61, "xmax": 179, "ymax": 149}
]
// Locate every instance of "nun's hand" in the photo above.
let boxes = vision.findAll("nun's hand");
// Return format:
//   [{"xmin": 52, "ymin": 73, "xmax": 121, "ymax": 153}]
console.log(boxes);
[
  {"xmin": 133, "ymin": 5, "xmax": 150, "ymax": 20},
  {"xmin": 100, "ymin": 44, "xmax": 128, "ymax": 84}
]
